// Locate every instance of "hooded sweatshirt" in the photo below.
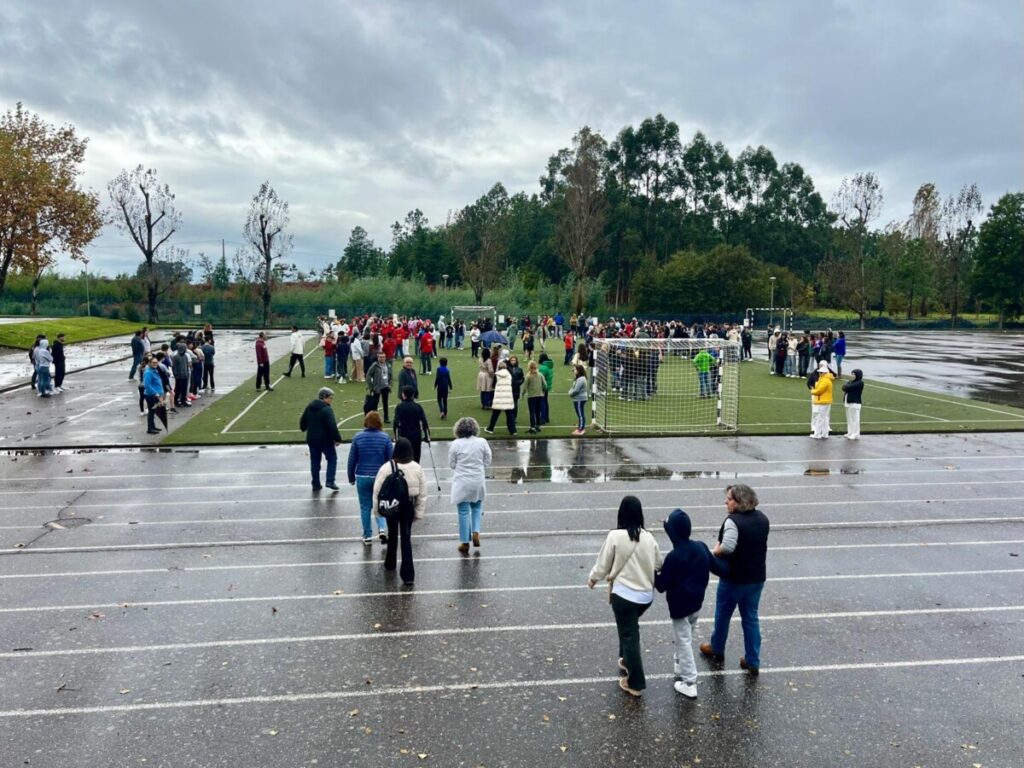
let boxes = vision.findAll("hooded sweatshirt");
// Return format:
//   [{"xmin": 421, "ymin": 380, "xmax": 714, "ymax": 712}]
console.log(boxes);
[
  {"xmin": 842, "ymin": 371, "xmax": 864, "ymax": 404},
  {"xmin": 32, "ymin": 339, "xmax": 53, "ymax": 368},
  {"xmin": 654, "ymin": 509, "xmax": 711, "ymax": 619}
]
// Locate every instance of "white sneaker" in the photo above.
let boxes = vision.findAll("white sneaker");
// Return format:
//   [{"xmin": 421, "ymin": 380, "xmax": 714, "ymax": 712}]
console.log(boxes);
[{"xmin": 674, "ymin": 680, "xmax": 697, "ymax": 699}]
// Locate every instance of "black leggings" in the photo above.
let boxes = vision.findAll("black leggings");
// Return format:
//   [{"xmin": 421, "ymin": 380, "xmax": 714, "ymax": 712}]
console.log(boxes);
[
  {"xmin": 437, "ymin": 391, "xmax": 448, "ymax": 415},
  {"xmin": 138, "ymin": 386, "xmax": 146, "ymax": 413},
  {"xmin": 203, "ymin": 364, "xmax": 215, "ymax": 389}
]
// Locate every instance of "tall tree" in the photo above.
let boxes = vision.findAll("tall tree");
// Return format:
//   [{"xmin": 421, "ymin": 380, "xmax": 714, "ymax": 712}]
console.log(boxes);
[
  {"xmin": 973, "ymin": 192, "xmax": 1024, "ymax": 328},
  {"xmin": 0, "ymin": 103, "xmax": 102, "ymax": 298},
  {"xmin": 108, "ymin": 165, "xmax": 181, "ymax": 322},
  {"xmin": 448, "ymin": 183, "xmax": 509, "ymax": 304},
  {"xmin": 824, "ymin": 172, "xmax": 883, "ymax": 328},
  {"xmin": 553, "ymin": 127, "xmax": 608, "ymax": 313},
  {"xmin": 901, "ymin": 183, "xmax": 942, "ymax": 317},
  {"xmin": 339, "ymin": 225, "xmax": 385, "ymax": 278},
  {"xmin": 939, "ymin": 183, "xmax": 982, "ymax": 328},
  {"xmin": 242, "ymin": 181, "xmax": 292, "ymax": 328}
]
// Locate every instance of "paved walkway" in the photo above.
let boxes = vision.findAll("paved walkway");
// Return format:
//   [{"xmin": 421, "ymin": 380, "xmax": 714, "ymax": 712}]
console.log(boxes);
[
  {"xmin": 0, "ymin": 432, "xmax": 1021, "ymax": 767},
  {"xmin": 0, "ymin": 331, "xmax": 315, "ymax": 447}
]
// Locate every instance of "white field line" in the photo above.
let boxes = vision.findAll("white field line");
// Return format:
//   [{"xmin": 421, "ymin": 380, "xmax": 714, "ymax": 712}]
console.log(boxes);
[
  {"xmin": 3, "ymin": 481, "xmax": 1024, "ymax": 513},
  {"xmin": 2, "ymin": 571, "xmax": 1021, "ymax": 616},
  {"xmin": 5, "ymin": 535, "xmax": 1023, "ymax": 557},
  {"xmin": 3, "ymin": 654, "xmax": 1023, "ymax": 719},
  {"xmin": 5, "ymin": 464, "xmax": 1024, "ymax": 497},
  {"xmin": 1, "ymin": 513, "xmax": 1020, "ymax": 533},
  {"xmin": 869, "ymin": 382, "xmax": 1024, "ymax": 419},
  {"xmin": 5, "ymin": 453, "xmax": 1023, "ymax": 483},
  {"xmin": 64, "ymin": 395, "xmax": 127, "ymax": 422},
  {"xmin": 220, "ymin": 339, "xmax": 320, "ymax": 435}
]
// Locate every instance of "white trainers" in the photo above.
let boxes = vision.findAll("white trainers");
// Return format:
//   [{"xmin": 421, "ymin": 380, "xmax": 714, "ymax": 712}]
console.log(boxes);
[{"xmin": 674, "ymin": 680, "xmax": 697, "ymax": 699}]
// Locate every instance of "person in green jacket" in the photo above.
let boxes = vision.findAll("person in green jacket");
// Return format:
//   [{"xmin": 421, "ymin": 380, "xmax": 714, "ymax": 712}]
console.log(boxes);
[
  {"xmin": 693, "ymin": 348, "xmax": 713, "ymax": 398},
  {"xmin": 538, "ymin": 353, "xmax": 555, "ymax": 424}
]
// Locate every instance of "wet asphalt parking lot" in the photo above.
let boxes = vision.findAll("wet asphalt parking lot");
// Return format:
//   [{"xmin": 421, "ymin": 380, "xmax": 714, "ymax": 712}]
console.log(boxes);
[{"xmin": 0, "ymin": 433, "xmax": 1022, "ymax": 768}]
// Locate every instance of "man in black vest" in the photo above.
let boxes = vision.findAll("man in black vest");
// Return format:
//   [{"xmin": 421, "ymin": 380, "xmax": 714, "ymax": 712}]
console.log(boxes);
[{"xmin": 700, "ymin": 483, "xmax": 769, "ymax": 675}]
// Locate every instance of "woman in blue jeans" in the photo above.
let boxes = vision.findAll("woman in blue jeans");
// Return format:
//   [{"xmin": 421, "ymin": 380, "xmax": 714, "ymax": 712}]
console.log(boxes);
[
  {"xmin": 347, "ymin": 410, "xmax": 394, "ymax": 545},
  {"xmin": 447, "ymin": 416, "xmax": 492, "ymax": 554},
  {"xmin": 700, "ymin": 483, "xmax": 770, "ymax": 675}
]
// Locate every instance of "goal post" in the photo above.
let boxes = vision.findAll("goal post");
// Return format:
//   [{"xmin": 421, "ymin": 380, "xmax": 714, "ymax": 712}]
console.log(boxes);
[
  {"xmin": 591, "ymin": 338, "xmax": 740, "ymax": 434},
  {"xmin": 451, "ymin": 305, "xmax": 497, "ymax": 327}
]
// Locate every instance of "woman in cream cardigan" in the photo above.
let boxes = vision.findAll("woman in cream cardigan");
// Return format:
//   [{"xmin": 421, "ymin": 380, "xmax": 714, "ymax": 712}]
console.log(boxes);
[
  {"xmin": 484, "ymin": 359, "xmax": 517, "ymax": 435},
  {"xmin": 372, "ymin": 437, "xmax": 427, "ymax": 585},
  {"xmin": 588, "ymin": 495, "xmax": 663, "ymax": 696}
]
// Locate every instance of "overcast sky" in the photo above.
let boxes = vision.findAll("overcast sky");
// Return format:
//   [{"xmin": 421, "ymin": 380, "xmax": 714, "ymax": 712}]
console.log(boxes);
[{"xmin": 2, "ymin": 0, "xmax": 1021, "ymax": 276}]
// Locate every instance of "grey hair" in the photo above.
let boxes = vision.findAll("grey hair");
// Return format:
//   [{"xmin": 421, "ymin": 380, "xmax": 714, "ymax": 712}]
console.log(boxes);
[
  {"xmin": 726, "ymin": 483, "xmax": 758, "ymax": 512},
  {"xmin": 317, "ymin": 387, "xmax": 334, "ymax": 400},
  {"xmin": 453, "ymin": 416, "xmax": 480, "ymax": 439}
]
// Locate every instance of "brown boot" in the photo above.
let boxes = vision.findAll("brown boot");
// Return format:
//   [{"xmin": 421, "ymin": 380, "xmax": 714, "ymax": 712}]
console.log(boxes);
[
  {"xmin": 458, "ymin": 542, "xmax": 470, "ymax": 555},
  {"xmin": 740, "ymin": 657, "xmax": 759, "ymax": 676},
  {"xmin": 699, "ymin": 643, "xmax": 724, "ymax": 663},
  {"xmin": 472, "ymin": 531, "xmax": 480, "ymax": 548}
]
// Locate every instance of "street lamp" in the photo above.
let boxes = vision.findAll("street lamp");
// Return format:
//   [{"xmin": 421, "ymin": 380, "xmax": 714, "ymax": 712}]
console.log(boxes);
[
  {"xmin": 83, "ymin": 257, "xmax": 91, "ymax": 317},
  {"xmin": 768, "ymin": 276, "xmax": 776, "ymax": 330}
]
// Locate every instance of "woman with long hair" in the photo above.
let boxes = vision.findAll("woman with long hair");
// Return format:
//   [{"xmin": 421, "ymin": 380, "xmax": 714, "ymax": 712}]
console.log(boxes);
[
  {"xmin": 372, "ymin": 436, "xmax": 426, "ymax": 585},
  {"xmin": 476, "ymin": 347, "xmax": 495, "ymax": 409},
  {"xmin": 588, "ymin": 496, "xmax": 662, "ymax": 697}
]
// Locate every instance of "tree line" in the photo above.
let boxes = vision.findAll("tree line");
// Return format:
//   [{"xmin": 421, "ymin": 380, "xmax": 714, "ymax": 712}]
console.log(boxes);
[{"xmin": 2, "ymin": 103, "xmax": 1021, "ymax": 326}]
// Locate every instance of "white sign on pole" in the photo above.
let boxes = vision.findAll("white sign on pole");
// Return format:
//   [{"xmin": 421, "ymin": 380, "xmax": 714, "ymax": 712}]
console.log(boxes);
[
  {"xmin": 328, "ymin": 309, "xmax": 336, "ymax": 318},
  {"xmin": 193, "ymin": 305, "xmax": 202, "ymax": 316},
  {"xmin": 498, "ymin": 314, "xmax": 505, "ymax": 324}
]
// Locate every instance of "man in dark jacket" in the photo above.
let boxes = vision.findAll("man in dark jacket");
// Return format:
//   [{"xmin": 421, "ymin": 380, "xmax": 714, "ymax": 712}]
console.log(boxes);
[
  {"xmin": 701, "ymin": 484, "xmax": 769, "ymax": 676},
  {"xmin": 393, "ymin": 385, "xmax": 430, "ymax": 463},
  {"xmin": 365, "ymin": 352, "xmax": 393, "ymax": 423},
  {"xmin": 171, "ymin": 343, "xmax": 192, "ymax": 408},
  {"xmin": 52, "ymin": 333, "xmax": 66, "ymax": 392},
  {"xmin": 655, "ymin": 509, "xmax": 711, "ymax": 699},
  {"xmin": 299, "ymin": 387, "xmax": 343, "ymax": 492},
  {"xmin": 129, "ymin": 330, "xmax": 145, "ymax": 380},
  {"xmin": 255, "ymin": 332, "xmax": 273, "ymax": 392}
]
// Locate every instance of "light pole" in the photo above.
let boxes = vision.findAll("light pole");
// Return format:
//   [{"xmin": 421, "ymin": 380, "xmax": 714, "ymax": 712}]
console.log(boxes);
[
  {"xmin": 83, "ymin": 257, "xmax": 91, "ymax": 317},
  {"xmin": 768, "ymin": 276, "xmax": 776, "ymax": 330},
  {"xmin": 441, "ymin": 274, "xmax": 449, "ymax": 318}
]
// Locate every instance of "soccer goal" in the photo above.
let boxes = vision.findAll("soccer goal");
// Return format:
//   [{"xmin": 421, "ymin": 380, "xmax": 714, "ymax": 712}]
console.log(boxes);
[
  {"xmin": 591, "ymin": 338, "xmax": 741, "ymax": 434},
  {"xmin": 451, "ymin": 305, "xmax": 497, "ymax": 329}
]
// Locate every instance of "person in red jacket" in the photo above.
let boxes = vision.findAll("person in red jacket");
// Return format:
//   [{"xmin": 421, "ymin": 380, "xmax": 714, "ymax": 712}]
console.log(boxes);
[
  {"xmin": 323, "ymin": 332, "xmax": 337, "ymax": 378},
  {"xmin": 255, "ymin": 332, "xmax": 273, "ymax": 392},
  {"xmin": 382, "ymin": 334, "xmax": 398, "ymax": 361},
  {"xmin": 563, "ymin": 331, "xmax": 575, "ymax": 366},
  {"xmin": 419, "ymin": 327, "xmax": 435, "ymax": 375}
]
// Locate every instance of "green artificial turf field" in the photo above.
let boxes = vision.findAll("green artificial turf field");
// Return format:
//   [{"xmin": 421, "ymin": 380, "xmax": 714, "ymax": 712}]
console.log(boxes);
[
  {"xmin": 164, "ymin": 338, "xmax": 1024, "ymax": 445},
  {"xmin": 0, "ymin": 317, "xmax": 151, "ymax": 349}
]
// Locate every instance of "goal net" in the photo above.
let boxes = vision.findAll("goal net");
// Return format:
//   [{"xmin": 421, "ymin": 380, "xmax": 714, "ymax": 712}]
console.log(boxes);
[
  {"xmin": 592, "ymin": 338, "xmax": 740, "ymax": 434},
  {"xmin": 451, "ymin": 305, "xmax": 497, "ymax": 330}
]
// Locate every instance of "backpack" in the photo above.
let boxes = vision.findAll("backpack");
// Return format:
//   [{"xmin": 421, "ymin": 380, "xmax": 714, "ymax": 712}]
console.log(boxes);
[{"xmin": 377, "ymin": 461, "xmax": 413, "ymax": 520}]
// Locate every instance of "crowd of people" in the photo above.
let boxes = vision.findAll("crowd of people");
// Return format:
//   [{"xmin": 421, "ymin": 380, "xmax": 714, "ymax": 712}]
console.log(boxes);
[{"xmin": 131, "ymin": 325, "xmax": 217, "ymax": 436}]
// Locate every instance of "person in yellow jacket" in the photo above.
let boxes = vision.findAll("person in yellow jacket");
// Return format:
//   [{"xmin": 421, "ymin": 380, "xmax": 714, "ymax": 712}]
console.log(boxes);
[{"xmin": 810, "ymin": 360, "xmax": 834, "ymax": 439}]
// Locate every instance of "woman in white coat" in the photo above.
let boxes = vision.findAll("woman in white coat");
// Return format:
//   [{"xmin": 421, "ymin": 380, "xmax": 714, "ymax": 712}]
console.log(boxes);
[
  {"xmin": 372, "ymin": 437, "xmax": 426, "ymax": 585},
  {"xmin": 448, "ymin": 417, "xmax": 493, "ymax": 554},
  {"xmin": 484, "ymin": 360, "xmax": 517, "ymax": 435}
]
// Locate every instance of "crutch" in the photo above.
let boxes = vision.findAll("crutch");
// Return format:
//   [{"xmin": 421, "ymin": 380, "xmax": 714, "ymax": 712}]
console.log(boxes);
[{"xmin": 425, "ymin": 435, "xmax": 441, "ymax": 491}]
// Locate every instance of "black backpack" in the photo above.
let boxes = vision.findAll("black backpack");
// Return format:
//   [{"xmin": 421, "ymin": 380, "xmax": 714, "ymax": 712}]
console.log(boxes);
[{"xmin": 377, "ymin": 461, "xmax": 413, "ymax": 520}]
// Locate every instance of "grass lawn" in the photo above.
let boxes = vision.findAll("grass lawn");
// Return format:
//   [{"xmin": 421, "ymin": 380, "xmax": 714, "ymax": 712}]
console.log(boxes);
[
  {"xmin": 0, "ymin": 318, "xmax": 150, "ymax": 349},
  {"xmin": 164, "ymin": 339, "xmax": 1024, "ymax": 445}
]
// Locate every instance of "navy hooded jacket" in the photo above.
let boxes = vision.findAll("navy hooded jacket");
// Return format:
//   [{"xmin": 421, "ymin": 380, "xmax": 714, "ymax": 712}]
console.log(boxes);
[{"xmin": 654, "ymin": 509, "xmax": 711, "ymax": 619}]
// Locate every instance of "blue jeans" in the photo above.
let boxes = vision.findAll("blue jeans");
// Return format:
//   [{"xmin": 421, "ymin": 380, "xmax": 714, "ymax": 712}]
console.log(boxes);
[
  {"xmin": 709, "ymin": 580, "xmax": 764, "ymax": 669},
  {"xmin": 697, "ymin": 371, "xmax": 710, "ymax": 397},
  {"xmin": 356, "ymin": 475, "xmax": 387, "ymax": 539},
  {"xmin": 456, "ymin": 500, "xmax": 483, "ymax": 543},
  {"xmin": 308, "ymin": 443, "xmax": 337, "ymax": 488},
  {"xmin": 324, "ymin": 356, "xmax": 335, "ymax": 377},
  {"xmin": 37, "ymin": 366, "xmax": 51, "ymax": 395}
]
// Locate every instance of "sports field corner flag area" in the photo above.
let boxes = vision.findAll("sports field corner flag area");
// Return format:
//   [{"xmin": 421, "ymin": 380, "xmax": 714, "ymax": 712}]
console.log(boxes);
[{"xmin": 165, "ymin": 337, "xmax": 1024, "ymax": 446}]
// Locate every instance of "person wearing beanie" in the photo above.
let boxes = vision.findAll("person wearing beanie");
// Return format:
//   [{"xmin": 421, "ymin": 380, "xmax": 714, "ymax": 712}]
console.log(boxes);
[
  {"xmin": 842, "ymin": 369, "xmax": 864, "ymax": 440},
  {"xmin": 809, "ymin": 360, "xmax": 834, "ymax": 439},
  {"xmin": 588, "ymin": 495, "xmax": 663, "ymax": 697},
  {"xmin": 655, "ymin": 508, "xmax": 711, "ymax": 699}
]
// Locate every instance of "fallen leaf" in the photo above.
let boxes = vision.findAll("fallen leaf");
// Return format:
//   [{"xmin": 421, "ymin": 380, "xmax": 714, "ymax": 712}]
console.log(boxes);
[
  {"xmin": 373, "ymin": 623, "xmax": 382, "ymax": 629},
  {"xmin": 333, "ymin": 589, "xmax": 345, "ymax": 595},
  {"xmin": 260, "ymin": 729, "xmax": 279, "ymax": 737},
  {"xmin": 362, "ymin": 726, "xmax": 372, "ymax": 735},
  {"xmin": 542, "ymin": 714, "xmax": 550, "ymax": 722},
  {"xmin": 417, "ymin": 754, "xmax": 428, "ymax": 760},
  {"xmin": 119, "ymin": 689, "xmax": 130, "ymax": 695},
  {"xmin": 559, "ymin": 746, "xmax": 568, "ymax": 753},
  {"xmin": 608, "ymin": 714, "xmax": 616, "ymax": 720},
  {"xmin": 271, "ymin": 606, "xmax": 277, "ymax": 614},
  {"xmin": 557, "ymin": 696, "xmax": 567, "ymax": 702},
  {"xmin": 348, "ymin": 709, "xmax": 359, "ymax": 717}
]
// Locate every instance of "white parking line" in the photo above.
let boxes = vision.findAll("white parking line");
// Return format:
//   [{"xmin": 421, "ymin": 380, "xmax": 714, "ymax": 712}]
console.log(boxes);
[
  {"xmin": 1, "ymin": 513, "xmax": 1020, "ymax": 532},
  {"xmin": 2, "ymin": 570, "xmax": 1021, "ymax": 615},
  {"xmin": 4, "ymin": 464, "xmax": 1024, "ymax": 496},
  {"xmin": 221, "ymin": 341, "xmax": 320, "ymax": 435},
  {"xmin": 5, "ymin": 453, "xmax": 1023, "ymax": 483},
  {"xmin": 1, "ymin": 654, "xmax": 1021, "ymax": 718}
]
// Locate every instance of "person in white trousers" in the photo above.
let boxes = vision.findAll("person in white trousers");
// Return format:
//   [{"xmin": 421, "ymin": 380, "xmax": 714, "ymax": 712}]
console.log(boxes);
[
  {"xmin": 809, "ymin": 361, "xmax": 834, "ymax": 439},
  {"xmin": 842, "ymin": 369, "xmax": 864, "ymax": 440}
]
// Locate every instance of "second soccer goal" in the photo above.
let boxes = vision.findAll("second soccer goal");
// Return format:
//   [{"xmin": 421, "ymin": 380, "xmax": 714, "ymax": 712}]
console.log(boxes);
[{"xmin": 591, "ymin": 338, "xmax": 740, "ymax": 434}]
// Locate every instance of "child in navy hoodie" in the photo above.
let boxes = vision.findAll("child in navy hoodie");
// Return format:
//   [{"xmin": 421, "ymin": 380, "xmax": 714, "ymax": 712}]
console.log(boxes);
[
  {"xmin": 434, "ymin": 357, "xmax": 453, "ymax": 419},
  {"xmin": 655, "ymin": 508, "xmax": 711, "ymax": 698}
]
